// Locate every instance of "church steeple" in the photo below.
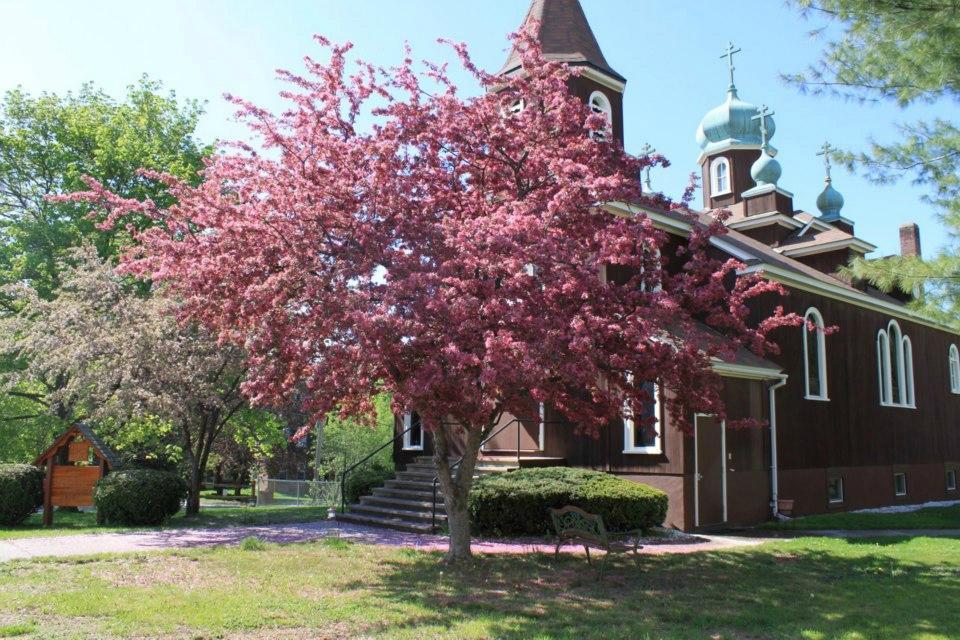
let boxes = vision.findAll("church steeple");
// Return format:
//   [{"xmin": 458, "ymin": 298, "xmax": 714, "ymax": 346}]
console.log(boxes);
[
  {"xmin": 499, "ymin": 0, "xmax": 625, "ymax": 83},
  {"xmin": 500, "ymin": 0, "xmax": 626, "ymax": 143}
]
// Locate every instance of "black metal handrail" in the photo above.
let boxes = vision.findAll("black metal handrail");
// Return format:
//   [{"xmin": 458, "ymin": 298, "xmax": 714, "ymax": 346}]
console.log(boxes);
[{"xmin": 340, "ymin": 425, "xmax": 414, "ymax": 512}]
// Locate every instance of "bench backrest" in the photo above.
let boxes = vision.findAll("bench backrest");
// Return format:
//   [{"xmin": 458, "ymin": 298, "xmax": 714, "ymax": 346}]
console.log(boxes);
[{"xmin": 549, "ymin": 505, "xmax": 608, "ymax": 545}]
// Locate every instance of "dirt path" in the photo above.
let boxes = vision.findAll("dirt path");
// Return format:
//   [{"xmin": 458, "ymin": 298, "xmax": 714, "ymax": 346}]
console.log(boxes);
[{"xmin": 0, "ymin": 520, "xmax": 767, "ymax": 562}]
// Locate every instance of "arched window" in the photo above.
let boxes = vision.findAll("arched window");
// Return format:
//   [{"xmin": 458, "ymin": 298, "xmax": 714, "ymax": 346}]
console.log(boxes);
[
  {"xmin": 803, "ymin": 308, "xmax": 828, "ymax": 400},
  {"xmin": 711, "ymin": 157, "xmax": 731, "ymax": 195},
  {"xmin": 888, "ymin": 321, "xmax": 903, "ymax": 403},
  {"xmin": 877, "ymin": 320, "xmax": 915, "ymax": 407},
  {"xmin": 949, "ymin": 345, "xmax": 960, "ymax": 394},
  {"xmin": 588, "ymin": 91, "xmax": 612, "ymax": 140},
  {"xmin": 877, "ymin": 329, "xmax": 891, "ymax": 404},
  {"xmin": 903, "ymin": 336, "xmax": 915, "ymax": 406}
]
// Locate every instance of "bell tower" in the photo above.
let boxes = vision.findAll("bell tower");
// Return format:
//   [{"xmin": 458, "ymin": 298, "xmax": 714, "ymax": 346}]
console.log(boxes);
[{"xmin": 500, "ymin": 0, "xmax": 627, "ymax": 144}]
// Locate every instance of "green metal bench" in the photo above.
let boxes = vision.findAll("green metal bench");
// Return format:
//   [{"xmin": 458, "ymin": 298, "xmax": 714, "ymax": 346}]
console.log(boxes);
[{"xmin": 549, "ymin": 505, "xmax": 644, "ymax": 578}]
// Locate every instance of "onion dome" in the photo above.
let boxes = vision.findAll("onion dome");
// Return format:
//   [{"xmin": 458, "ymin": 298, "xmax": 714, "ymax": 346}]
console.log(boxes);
[
  {"xmin": 696, "ymin": 87, "xmax": 776, "ymax": 156},
  {"xmin": 816, "ymin": 178, "xmax": 845, "ymax": 219},
  {"xmin": 751, "ymin": 149, "xmax": 782, "ymax": 187},
  {"xmin": 815, "ymin": 141, "xmax": 844, "ymax": 220}
]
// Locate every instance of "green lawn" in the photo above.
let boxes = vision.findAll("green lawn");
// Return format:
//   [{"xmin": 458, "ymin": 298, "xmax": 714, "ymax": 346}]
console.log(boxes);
[
  {"xmin": 0, "ymin": 536, "xmax": 958, "ymax": 639},
  {"xmin": 762, "ymin": 503, "xmax": 960, "ymax": 531},
  {"xmin": 0, "ymin": 505, "xmax": 331, "ymax": 540}
]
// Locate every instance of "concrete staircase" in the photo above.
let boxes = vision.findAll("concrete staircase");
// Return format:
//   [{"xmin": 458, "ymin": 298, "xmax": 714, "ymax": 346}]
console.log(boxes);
[{"xmin": 336, "ymin": 455, "xmax": 517, "ymax": 533}]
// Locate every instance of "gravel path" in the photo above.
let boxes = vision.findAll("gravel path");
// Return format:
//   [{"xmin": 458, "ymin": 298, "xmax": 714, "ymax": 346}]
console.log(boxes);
[{"xmin": 0, "ymin": 520, "xmax": 766, "ymax": 562}]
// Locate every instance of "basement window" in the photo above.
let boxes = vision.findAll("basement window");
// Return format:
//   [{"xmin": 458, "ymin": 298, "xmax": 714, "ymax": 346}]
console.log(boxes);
[
  {"xmin": 827, "ymin": 477, "xmax": 844, "ymax": 504},
  {"xmin": 894, "ymin": 472, "xmax": 907, "ymax": 497},
  {"xmin": 947, "ymin": 470, "xmax": 957, "ymax": 492}
]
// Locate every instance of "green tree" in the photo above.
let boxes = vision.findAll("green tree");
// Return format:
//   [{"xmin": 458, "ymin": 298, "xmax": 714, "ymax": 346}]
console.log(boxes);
[
  {"xmin": 0, "ymin": 77, "xmax": 209, "ymax": 455},
  {"xmin": 0, "ymin": 247, "xmax": 253, "ymax": 515},
  {"xmin": 316, "ymin": 393, "xmax": 395, "ymax": 480},
  {"xmin": 787, "ymin": 1, "xmax": 960, "ymax": 321},
  {"xmin": 0, "ymin": 75, "xmax": 208, "ymax": 301}
]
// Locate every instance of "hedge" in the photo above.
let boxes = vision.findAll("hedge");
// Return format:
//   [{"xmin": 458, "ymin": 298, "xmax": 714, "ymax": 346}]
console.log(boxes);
[
  {"xmin": 468, "ymin": 467, "xmax": 668, "ymax": 536},
  {"xmin": 94, "ymin": 468, "xmax": 186, "ymax": 526},
  {"xmin": 344, "ymin": 462, "xmax": 394, "ymax": 504},
  {"xmin": 0, "ymin": 464, "xmax": 44, "ymax": 526}
]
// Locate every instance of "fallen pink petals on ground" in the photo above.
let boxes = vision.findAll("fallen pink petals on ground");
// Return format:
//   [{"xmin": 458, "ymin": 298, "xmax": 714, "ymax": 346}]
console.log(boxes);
[{"xmin": 0, "ymin": 520, "xmax": 767, "ymax": 562}]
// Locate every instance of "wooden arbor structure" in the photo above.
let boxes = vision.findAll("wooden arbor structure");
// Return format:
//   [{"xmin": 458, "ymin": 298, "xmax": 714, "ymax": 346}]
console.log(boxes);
[{"xmin": 33, "ymin": 423, "xmax": 121, "ymax": 526}]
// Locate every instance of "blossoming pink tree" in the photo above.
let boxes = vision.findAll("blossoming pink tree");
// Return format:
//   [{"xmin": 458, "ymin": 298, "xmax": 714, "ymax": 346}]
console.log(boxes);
[{"xmin": 66, "ymin": 28, "xmax": 798, "ymax": 561}]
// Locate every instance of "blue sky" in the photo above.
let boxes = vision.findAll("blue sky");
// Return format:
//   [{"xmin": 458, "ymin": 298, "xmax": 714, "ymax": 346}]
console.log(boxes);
[{"xmin": 0, "ymin": 0, "xmax": 950, "ymax": 256}]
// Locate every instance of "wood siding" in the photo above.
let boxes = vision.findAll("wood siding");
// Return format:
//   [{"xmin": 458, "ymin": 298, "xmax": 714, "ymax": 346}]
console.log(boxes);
[
  {"xmin": 753, "ymin": 287, "xmax": 960, "ymax": 514},
  {"xmin": 701, "ymin": 149, "xmax": 760, "ymax": 208}
]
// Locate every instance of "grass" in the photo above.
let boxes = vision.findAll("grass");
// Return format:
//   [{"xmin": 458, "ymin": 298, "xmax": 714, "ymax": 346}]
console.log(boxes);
[
  {"xmin": 0, "ymin": 505, "xmax": 332, "ymax": 541},
  {"xmin": 0, "ymin": 623, "xmax": 34, "ymax": 638},
  {"xmin": 762, "ymin": 503, "xmax": 960, "ymax": 531},
  {"xmin": 0, "ymin": 536, "xmax": 958, "ymax": 639}
]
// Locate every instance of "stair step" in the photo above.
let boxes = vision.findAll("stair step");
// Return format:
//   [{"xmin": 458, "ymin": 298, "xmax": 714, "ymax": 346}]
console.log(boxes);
[
  {"xmin": 349, "ymin": 503, "xmax": 445, "ymax": 522},
  {"xmin": 403, "ymin": 464, "xmax": 438, "ymax": 473},
  {"xmin": 371, "ymin": 486, "xmax": 441, "ymax": 501},
  {"xmin": 385, "ymin": 479, "xmax": 437, "ymax": 491},
  {"xmin": 395, "ymin": 470, "xmax": 438, "ymax": 481},
  {"xmin": 361, "ymin": 495, "xmax": 442, "ymax": 510},
  {"xmin": 336, "ymin": 511, "xmax": 435, "ymax": 533}
]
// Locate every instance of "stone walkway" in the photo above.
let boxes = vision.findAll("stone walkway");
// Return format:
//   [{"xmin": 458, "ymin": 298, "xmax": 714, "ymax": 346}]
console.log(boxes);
[{"xmin": 0, "ymin": 520, "xmax": 766, "ymax": 562}]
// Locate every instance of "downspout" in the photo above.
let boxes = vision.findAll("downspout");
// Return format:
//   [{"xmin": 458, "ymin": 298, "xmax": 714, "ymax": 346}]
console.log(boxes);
[{"xmin": 768, "ymin": 374, "xmax": 788, "ymax": 518}]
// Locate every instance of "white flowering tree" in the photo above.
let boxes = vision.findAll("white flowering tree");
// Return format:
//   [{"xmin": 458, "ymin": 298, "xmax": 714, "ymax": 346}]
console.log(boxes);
[{"xmin": 0, "ymin": 246, "xmax": 249, "ymax": 514}]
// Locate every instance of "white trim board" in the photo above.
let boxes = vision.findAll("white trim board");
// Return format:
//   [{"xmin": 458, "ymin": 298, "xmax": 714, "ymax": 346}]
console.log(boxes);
[{"xmin": 777, "ymin": 237, "xmax": 876, "ymax": 257}]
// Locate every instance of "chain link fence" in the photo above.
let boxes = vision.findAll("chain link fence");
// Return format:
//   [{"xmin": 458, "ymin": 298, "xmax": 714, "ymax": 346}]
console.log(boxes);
[{"xmin": 255, "ymin": 477, "xmax": 341, "ymax": 507}]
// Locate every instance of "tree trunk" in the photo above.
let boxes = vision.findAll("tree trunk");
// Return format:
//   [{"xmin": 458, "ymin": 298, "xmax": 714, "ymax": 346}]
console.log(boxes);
[
  {"xmin": 433, "ymin": 422, "xmax": 484, "ymax": 564},
  {"xmin": 185, "ymin": 481, "xmax": 201, "ymax": 516},
  {"xmin": 180, "ymin": 421, "xmax": 204, "ymax": 517}
]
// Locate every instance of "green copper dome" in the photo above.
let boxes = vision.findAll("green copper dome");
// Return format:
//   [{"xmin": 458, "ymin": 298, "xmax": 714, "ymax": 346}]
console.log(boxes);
[
  {"xmin": 751, "ymin": 149, "xmax": 781, "ymax": 186},
  {"xmin": 816, "ymin": 178, "xmax": 845, "ymax": 220},
  {"xmin": 696, "ymin": 87, "xmax": 776, "ymax": 155}
]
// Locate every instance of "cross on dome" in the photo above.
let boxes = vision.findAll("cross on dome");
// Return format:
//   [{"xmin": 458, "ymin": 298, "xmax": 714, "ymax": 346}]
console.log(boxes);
[
  {"xmin": 720, "ymin": 41, "xmax": 742, "ymax": 91},
  {"xmin": 639, "ymin": 142, "xmax": 656, "ymax": 191},
  {"xmin": 816, "ymin": 141, "xmax": 836, "ymax": 180},
  {"xmin": 751, "ymin": 105, "xmax": 775, "ymax": 149}
]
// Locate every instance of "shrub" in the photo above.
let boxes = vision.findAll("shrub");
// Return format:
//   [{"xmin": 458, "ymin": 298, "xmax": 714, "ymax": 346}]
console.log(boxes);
[
  {"xmin": 0, "ymin": 464, "xmax": 44, "ymax": 526},
  {"xmin": 94, "ymin": 468, "xmax": 187, "ymax": 526},
  {"xmin": 343, "ymin": 462, "xmax": 394, "ymax": 504},
  {"xmin": 468, "ymin": 467, "xmax": 668, "ymax": 536}
]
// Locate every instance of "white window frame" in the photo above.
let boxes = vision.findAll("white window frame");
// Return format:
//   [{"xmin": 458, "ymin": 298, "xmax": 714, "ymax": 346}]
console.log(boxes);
[
  {"xmin": 894, "ymin": 472, "xmax": 907, "ymax": 497},
  {"xmin": 623, "ymin": 382, "xmax": 662, "ymax": 454},
  {"xmin": 588, "ymin": 90, "xmax": 612, "ymax": 140},
  {"xmin": 877, "ymin": 329, "xmax": 891, "ymax": 405},
  {"xmin": 710, "ymin": 156, "xmax": 731, "ymax": 196},
  {"xmin": 947, "ymin": 469, "xmax": 957, "ymax": 492},
  {"xmin": 949, "ymin": 345, "xmax": 960, "ymax": 394},
  {"xmin": 802, "ymin": 307, "xmax": 829, "ymax": 401},
  {"xmin": 878, "ymin": 320, "xmax": 915, "ymax": 408},
  {"xmin": 903, "ymin": 336, "xmax": 915, "ymax": 407},
  {"xmin": 827, "ymin": 477, "xmax": 844, "ymax": 504},
  {"xmin": 402, "ymin": 412, "xmax": 423, "ymax": 451}
]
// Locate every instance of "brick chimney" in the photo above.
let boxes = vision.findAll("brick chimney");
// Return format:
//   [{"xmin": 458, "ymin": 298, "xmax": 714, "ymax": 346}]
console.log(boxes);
[{"xmin": 899, "ymin": 223, "xmax": 921, "ymax": 258}]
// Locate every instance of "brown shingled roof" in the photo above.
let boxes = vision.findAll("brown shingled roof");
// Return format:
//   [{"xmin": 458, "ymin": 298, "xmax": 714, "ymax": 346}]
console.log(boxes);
[{"xmin": 499, "ymin": 0, "xmax": 626, "ymax": 82}]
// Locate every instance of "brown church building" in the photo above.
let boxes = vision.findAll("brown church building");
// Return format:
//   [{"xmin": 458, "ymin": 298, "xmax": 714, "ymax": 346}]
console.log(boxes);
[{"xmin": 339, "ymin": 0, "xmax": 960, "ymax": 533}]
